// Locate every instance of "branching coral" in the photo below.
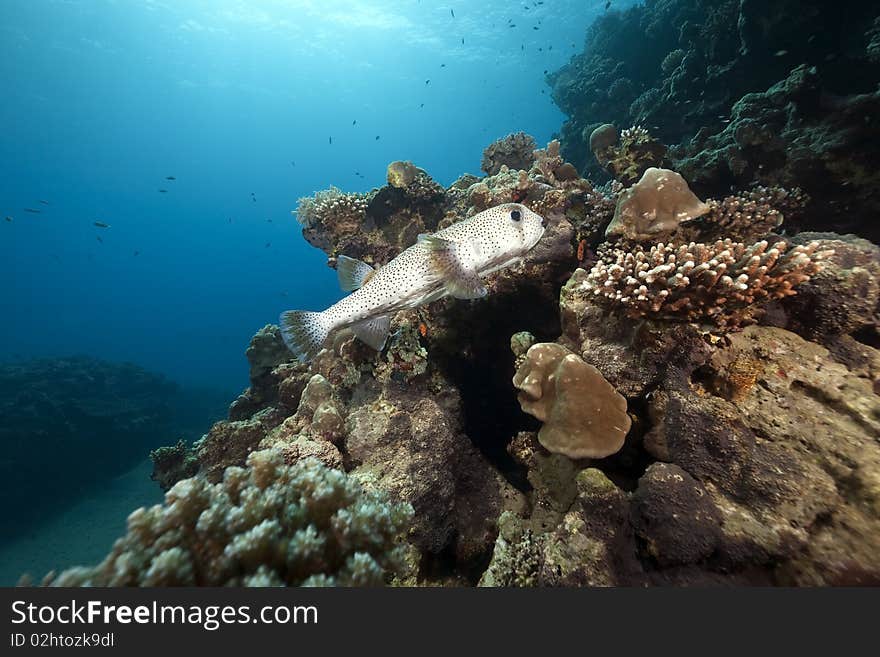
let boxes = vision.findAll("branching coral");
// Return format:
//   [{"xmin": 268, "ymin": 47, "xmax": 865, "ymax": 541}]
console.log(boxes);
[
  {"xmin": 44, "ymin": 450, "xmax": 413, "ymax": 587},
  {"xmin": 513, "ymin": 343, "xmax": 631, "ymax": 459},
  {"xmin": 684, "ymin": 186, "xmax": 809, "ymax": 243},
  {"xmin": 295, "ymin": 186, "xmax": 369, "ymax": 229},
  {"xmin": 481, "ymin": 132, "xmax": 538, "ymax": 175},
  {"xmin": 585, "ymin": 239, "xmax": 830, "ymax": 328}
]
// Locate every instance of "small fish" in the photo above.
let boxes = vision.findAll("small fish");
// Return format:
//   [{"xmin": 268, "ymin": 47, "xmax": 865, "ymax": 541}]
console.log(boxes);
[
  {"xmin": 291, "ymin": 161, "xmax": 296, "ymax": 167},
  {"xmin": 96, "ymin": 236, "xmax": 103, "ymax": 244},
  {"xmin": 265, "ymin": 242, "xmax": 271, "ymax": 248},
  {"xmin": 329, "ymin": 136, "xmax": 333, "ymax": 144},
  {"xmin": 228, "ymin": 217, "xmax": 233, "ymax": 223},
  {"xmin": 774, "ymin": 50, "xmax": 788, "ymax": 57},
  {"xmin": 510, "ymin": 24, "xmax": 516, "ymax": 28},
  {"xmin": 352, "ymin": 119, "xmax": 357, "ymax": 125},
  {"xmin": 267, "ymin": 218, "xmax": 273, "ymax": 223},
  {"xmin": 375, "ymin": 135, "xmax": 380, "ymax": 140},
  {"xmin": 420, "ymin": 103, "xmax": 425, "ymax": 108},
  {"xmin": 165, "ymin": 176, "xmax": 176, "ymax": 180},
  {"xmin": 425, "ymin": 79, "xmax": 430, "ymax": 85},
  {"xmin": 533, "ymin": 26, "xmax": 539, "ymax": 30},
  {"xmin": 440, "ymin": 63, "xmax": 446, "ymax": 67},
  {"xmin": 450, "ymin": 9, "xmax": 454, "ymax": 18},
  {"xmin": 93, "ymin": 221, "xmax": 110, "ymax": 228},
  {"xmin": 24, "ymin": 208, "xmax": 41, "ymax": 213},
  {"xmin": 39, "ymin": 199, "xmax": 49, "ymax": 205},
  {"xmin": 605, "ymin": 1, "xmax": 612, "ymax": 9},
  {"xmin": 4, "ymin": 216, "xmax": 12, "ymax": 222},
  {"xmin": 158, "ymin": 189, "xmax": 168, "ymax": 193},
  {"xmin": 279, "ymin": 203, "xmax": 546, "ymax": 361},
  {"xmin": 461, "ymin": 37, "xmax": 464, "ymax": 44},
  {"xmin": 134, "ymin": 250, "xmax": 140, "ymax": 256}
]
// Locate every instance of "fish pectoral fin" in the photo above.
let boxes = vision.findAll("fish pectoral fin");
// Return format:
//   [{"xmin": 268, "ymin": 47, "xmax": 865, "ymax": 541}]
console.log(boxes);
[
  {"xmin": 420, "ymin": 235, "xmax": 487, "ymax": 299},
  {"xmin": 351, "ymin": 315, "xmax": 392, "ymax": 351},
  {"xmin": 336, "ymin": 255, "xmax": 375, "ymax": 292},
  {"xmin": 446, "ymin": 273, "xmax": 488, "ymax": 300}
]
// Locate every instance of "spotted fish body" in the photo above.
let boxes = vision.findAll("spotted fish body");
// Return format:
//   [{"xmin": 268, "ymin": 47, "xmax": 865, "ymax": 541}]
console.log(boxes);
[{"xmin": 280, "ymin": 203, "xmax": 546, "ymax": 361}]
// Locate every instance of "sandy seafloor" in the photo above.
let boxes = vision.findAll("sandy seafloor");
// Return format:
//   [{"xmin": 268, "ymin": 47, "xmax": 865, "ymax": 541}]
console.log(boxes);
[{"xmin": 0, "ymin": 459, "xmax": 161, "ymax": 586}]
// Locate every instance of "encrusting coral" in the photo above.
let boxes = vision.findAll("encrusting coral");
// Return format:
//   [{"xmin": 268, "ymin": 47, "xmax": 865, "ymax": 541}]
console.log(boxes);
[
  {"xmin": 41, "ymin": 450, "xmax": 413, "ymax": 587},
  {"xmin": 585, "ymin": 239, "xmax": 829, "ymax": 328},
  {"xmin": 513, "ymin": 343, "xmax": 631, "ymax": 459}
]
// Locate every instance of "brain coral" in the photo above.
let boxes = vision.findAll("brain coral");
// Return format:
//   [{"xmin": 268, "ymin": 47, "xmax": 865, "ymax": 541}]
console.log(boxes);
[
  {"xmin": 44, "ymin": 450, "xmax": 413, "ymax": 587},
  {"xmin": 513, "ymin": 343, "xmax": 631, "ymax": 459}
]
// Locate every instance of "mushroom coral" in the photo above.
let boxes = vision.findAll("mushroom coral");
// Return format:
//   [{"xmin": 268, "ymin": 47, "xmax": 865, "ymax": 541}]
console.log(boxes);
[{"xmin": 512, "ymin": 343, "xmax": 631, "ymax": 459}]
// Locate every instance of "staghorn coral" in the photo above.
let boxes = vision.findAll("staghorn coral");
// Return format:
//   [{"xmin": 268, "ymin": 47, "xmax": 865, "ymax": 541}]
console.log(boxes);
[
  {"xmin": 481, "ymin": 132, "xmax": 538, "ymax": 175},
  {"xmin": 585, "ymin": 239, "xmax": 830, "ymax": 328},
  {"xmin": 605, "ymin": 168, "xmax": 709, "ymax": 241},
  {"xmin": 512, "ymin": 343, "xmax": 631, "ymax": 459},
  {"xmin": 44, "ymin": 450, "xmax": 413, "ymax": 587}
]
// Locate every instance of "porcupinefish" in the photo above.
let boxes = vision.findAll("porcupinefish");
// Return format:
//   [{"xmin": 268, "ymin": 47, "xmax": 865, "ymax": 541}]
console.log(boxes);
[{"xmin": 280, "ymin": 203, "xmax": 546, "ymax": 361}]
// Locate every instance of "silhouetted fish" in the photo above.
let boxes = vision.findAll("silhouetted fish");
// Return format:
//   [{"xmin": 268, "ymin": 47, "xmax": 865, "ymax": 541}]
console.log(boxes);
[
  {"xmin": 425, "ymin": 79, "xmax": 430, "ymax": 84},
  {"xmin": 134, "ymin": 250, "xmax": 140, "ymax": 256},
  {"xmin": 96, "ymin": 236, "xmax": 103, "ymax": 243},
  {"xmin": 93, "ymin": 221, "xmax": 110, "ymax": 228},
  {"xmin": 158, "ymin": 189, "xmax": 168, "ymax": 193},
  {"xmin": 375, "ymin": 135, "xmax": 380, "ymax": 140},
  {"xmin": 4, "ymin": 216, "xmax": 12, "ymax": 222},
  {"xmin": 419, "ymin": 103, "xmax": 424, "ymax": 108},
  {"xmin": 165, "ymin": 176, "xmax": 176, "ymax": 180},
  {"xmin": 39, "ymin": 200, "xmax": 49, "ymax": 205},
  {"xmin": 265, "ymin": 242, "xmax": 271, "ymax": 248},
  {"xmin": 329, "ymin": 136, "xmax": 333, "ymax": 144},
  {"xmin": 352, "ymin": 119, "xmax": 357, "ymax": 125},
  {"xmin": 24, "ymin": 208, "xmax": 41, "ymax": 213},
  {"xmin": 451, "ymin": 9, "xmax": 454, "ymax": 18}
]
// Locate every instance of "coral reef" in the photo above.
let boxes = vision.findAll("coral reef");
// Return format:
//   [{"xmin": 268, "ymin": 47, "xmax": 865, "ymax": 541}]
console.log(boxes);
[
  {"xmin": 45, "ymin": 451, "xmax": 413, "ymax": 586},
  {"xmin": 549, "ymin": 0, "xmax": 880, "ymax": 240},
  {"xmin": 58, "ymin": 102, "xmax": 880, "ymax": 588},
  {"xmin": 584, "ymin": 239, "xmax": 828, "ymax": 328},
  {"xmin": 481, "ymin": 132, "xmax": 538, "ymax": 176},
  {"xmin": 0, "ymin": 357, "xmax": 180, "ymax": 536},
  {"xmin": 605, "ymin": 167, "xmax": 709, "ymax": 241}
]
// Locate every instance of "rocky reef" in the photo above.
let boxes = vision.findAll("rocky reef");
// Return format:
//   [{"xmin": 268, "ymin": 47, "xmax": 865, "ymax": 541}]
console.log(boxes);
[
  {"xmin": 0, "ymin": 357, "xmax": 184, "ymax": 538},
  {"xmin": 549, "ymin": 0, "xmax": 880, "ymax": 242},
  {"xmin": 128, "ymin": 122, "xmax": 880, "ymax": 587}
]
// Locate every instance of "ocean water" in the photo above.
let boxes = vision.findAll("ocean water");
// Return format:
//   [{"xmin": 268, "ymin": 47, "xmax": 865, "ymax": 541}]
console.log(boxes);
[
  {"xmin": 1, "ymin": 0, "xmax": 630, "ymax": 391},
  {"xmin": 0, "ymin": 0, "xmax": 634, "ymax": 582}
]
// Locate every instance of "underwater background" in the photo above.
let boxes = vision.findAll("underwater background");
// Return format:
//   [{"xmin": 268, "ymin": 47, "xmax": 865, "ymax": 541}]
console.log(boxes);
[{"xmin": 2, "ymin": 0, "xmax": 879, "ymax": 587}]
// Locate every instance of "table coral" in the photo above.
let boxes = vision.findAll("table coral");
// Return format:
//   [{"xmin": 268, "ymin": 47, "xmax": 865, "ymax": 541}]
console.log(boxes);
[{"xmin": 44, "ymin": 450, "xmax": 413, "ymax": 587}]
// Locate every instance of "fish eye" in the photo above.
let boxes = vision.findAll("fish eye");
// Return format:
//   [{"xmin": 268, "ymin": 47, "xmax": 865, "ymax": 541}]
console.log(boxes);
[{"xmin": 510, "ymin": 208, "xmax": 522, "ymax": 222}]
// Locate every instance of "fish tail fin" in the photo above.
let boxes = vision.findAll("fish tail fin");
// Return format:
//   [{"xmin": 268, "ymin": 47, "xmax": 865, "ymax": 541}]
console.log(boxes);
[{"xmin": 279, "ymin": 310, "xmax": 334, "ymax": 362}]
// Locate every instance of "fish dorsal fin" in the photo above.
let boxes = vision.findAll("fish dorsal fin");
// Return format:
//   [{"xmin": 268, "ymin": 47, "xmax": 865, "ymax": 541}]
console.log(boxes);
[
  {"xmin": 419, "ymin": 235, "xmax": 488, "ymax": 300},
  {"xmin": 337, "ymin": 255, "xmax": 375, "ymax": 292},
  {"xmin": 351, "ymin": 315, "xmax": 392, "ymax": 351}
]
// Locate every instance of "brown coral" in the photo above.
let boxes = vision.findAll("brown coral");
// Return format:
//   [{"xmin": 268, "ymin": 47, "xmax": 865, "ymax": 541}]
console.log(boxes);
[
  {"xmin": 512, "ymin": 343, "xmax": 631, "ymax": 459},
  {"xmin": 605, "ymin": 167, "xmax": 709, "ymax": 241},
  {"xmin": 481, "ymin": 132, "xmax": 538, "ymax": 175},
  {"xmin": 585, "ymin": 238, "xmax": 830, "ymax": 328}
]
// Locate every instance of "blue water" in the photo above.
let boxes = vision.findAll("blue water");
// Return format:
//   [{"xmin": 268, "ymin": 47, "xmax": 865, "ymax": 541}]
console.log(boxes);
[{"xmin": 1, "ymin": 0, "xmax": 634, "ymax": 392}]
